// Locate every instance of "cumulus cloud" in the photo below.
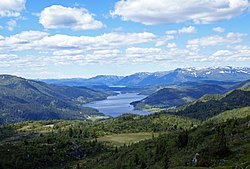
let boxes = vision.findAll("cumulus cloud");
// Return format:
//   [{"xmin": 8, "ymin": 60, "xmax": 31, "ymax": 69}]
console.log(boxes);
[
  {"xmin": 166, "ymin": 43, "xmax": 177, "ymax": 49},
  {"xmin": 126, "ymin": 47, "xmax": 161, "ymax": 55},
  {"xmin": 213, "ymin": 27, "xmax": 225, "ymax": 33},
  {"xmin": 209, "ymin": 47, "xmax": 250, "ymax": 62},
  {"xmin": 187, "ymin": 32, "xmax": 247, "ymax": 49},
  {"xmin": 0, "ymin": 31, "xmax": 48, "ymax": 51},
  {"xmin": 111, "ymin": 0, "xmax": 249, "ymax": 25},
  {"xmin": 39, "ymin": 5, "xmax": 104, "ymax": 30},
  {"xmin": 38, "ymin": 32, "xmax": 156, "ymax": 52},
  {"xmin": 166, "ymin": 26, "xmax": 197, "ymax": 35},
  {"xmin": 179, "ymin": 26, "xmax": 197, "ymax": 34},
  {"xmin": 156, "ymin": 26, "xmax": 196, "ymax": 47},
  {"xmin": 0, "ymin": 31, "xmax": 156, "ymax": 53},
  {"xmin": 155, "ymin": 35, "xmax": 174, "ymax": 47},
  {"xmin": 6, "ymin": 19, "xmax": 17, "ymax": 31},
  {"xmin": 0, "ymin": 0, "xmax": 25, "ymax": 17}
]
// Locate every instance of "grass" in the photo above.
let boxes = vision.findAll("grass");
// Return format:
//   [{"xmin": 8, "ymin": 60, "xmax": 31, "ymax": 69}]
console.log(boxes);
[
  {"xmin": 86, "ymin": 115, "xmax": 110, "ymax": 121},
  {"xmin": 17, "ymin": 123, "xmax": 54, "ymax": 133},
  {"xmin": 97, "ymin": 132, "xmax": 158, "ymax": 147},
  {"xmin": 143, "ymin": 107, "xmax": 165, "ymax": 113}
]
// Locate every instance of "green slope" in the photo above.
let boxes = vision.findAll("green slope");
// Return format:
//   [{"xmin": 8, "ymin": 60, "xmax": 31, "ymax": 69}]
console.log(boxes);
[
  {"xmin": 207, "ymin": 106, "xmax": 250, "ymax": 123},
  {"xmin": 77, "ymin": 117, "xmax": 250, "ymax": 169},
  {"xmin": 166, "ymin": 87, "xmax": 250, "ymax": 120},
  {"xmin": 0, "ymin": 75, "xmax": 110, "ymax": 124},
  {"xmin": 0, "ymin": 113, "xmax": 198, "ymax": 169},
  {"xmin": 0, "ymin": 107, "xmax": 249, "ymax": 169}
]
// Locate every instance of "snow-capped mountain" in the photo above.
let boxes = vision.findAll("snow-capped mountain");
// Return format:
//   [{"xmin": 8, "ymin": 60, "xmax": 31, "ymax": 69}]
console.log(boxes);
[
  {"xmin": 42, "ymin": 67, "xmax": 250, "ymax": 87},
  {"xmin": 116, "ymin": 67, "xmax": 250, "ymax": 86}
]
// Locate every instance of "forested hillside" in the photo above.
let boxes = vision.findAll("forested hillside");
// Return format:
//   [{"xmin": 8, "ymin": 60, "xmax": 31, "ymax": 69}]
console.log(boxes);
[
  {"xmin": 132, "ymin": 83, "xmax": 227, "ymax": 109},
  {"xmin": 166, "ymin": 87, "xmax": 250, "ymax": 120},
  {"xmin": 0, "ymin": 75, "xmax": 111, "ymax": 124}
]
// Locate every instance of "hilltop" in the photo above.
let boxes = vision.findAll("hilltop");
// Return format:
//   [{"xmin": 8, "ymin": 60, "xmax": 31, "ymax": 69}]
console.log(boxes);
[
  {"xmin": 0, "ymin": 75, "xmax": 111, "ymax": 124},
  {"xmin": 165, "ymin": 86, "xmax": 250, "ymax": 120}
]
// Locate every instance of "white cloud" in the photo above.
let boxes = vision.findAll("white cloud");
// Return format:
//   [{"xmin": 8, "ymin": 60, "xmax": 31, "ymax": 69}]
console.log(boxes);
[
  {"xmin": 38, "ymin": 32, "xmax": 156, "ymax": 51},
  {"xmin": 166, "ymin": 30, "xmax": 178, "ymax": 35},
  {"xmin": 12, "ymin": 31, "xmax": 48, "ymax": 41},
  {"xmin": 111, "ymin": 0, "xmax": 249, "ymax": 25},
  {"xmin": 212, "ymin": 50, "xmax": 232, "ymax": 57},
  {"xmin": 155, "ymin": 35, "xmax": 174, "ymax": 47},
  {"xmin": 226, "ymin": 32, "xmax": 245, "ymax": 39},
  {"xmin": 0, "ymin": 31, "xmax": 48, "ymax": 51},
  {"xmin": 178, "ymin": 26, "xmax": 197, "ymax": 34},
  {"xmin": 126, "ymin": 47, "xmax": 162, "ymax": 55},
  {"xmin": 125, "ymin": 47, "xmax": 167, "ymax": 62},
  {"xmin": 213, "ymin": 27, "xmax": 225, "ymax": 33},
  {"xmin": 166, "ymin": 43, "xmax": 177, "ymax": 49},
  {"xmin": 0, "ymin": 0, "xmax": 25, "ymax": 17},
  {"xmin": 0, "ymin": 31, "xmax": 156, "ymax": 53},
  {"xmin": 187, "ymin": 32, "xmax": 247, "ymax": 49},
  {"xmin": 6, "ymin": 19, "xmax": 17, "ymax": 31},
  {"xmin": 39, "ymin": 5, "xmax": 104, "ymax": 30},
  {"xmin": 165, "ymin": 26, "xmax": 197, "ymax": 35},
  {"xmin": 209, "ymin": 47, "xmax": 250, "ymax": 61}
]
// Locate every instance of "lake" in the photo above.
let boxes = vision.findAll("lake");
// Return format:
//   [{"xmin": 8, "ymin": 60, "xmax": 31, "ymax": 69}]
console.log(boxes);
[{"xmin": 83, "ymin": 93, "xmax": 150, "ymax": 117}]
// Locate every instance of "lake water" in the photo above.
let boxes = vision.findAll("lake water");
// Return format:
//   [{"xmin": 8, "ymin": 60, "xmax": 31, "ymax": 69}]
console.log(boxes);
[{"xmin": 83, "ymin": 93, "xmax": 150, "ymax": 117}]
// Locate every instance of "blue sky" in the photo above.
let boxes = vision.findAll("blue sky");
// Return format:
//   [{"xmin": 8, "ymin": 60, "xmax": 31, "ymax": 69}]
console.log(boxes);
[{"xmin": 0, "ymin": 0, "xmax": 250, "ymax": 78}]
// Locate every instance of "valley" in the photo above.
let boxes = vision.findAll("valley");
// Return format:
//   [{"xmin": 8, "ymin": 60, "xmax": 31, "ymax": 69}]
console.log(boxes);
[{"xmin": 0, "ymin": 67, "xmax": 250, "ymax": 169}]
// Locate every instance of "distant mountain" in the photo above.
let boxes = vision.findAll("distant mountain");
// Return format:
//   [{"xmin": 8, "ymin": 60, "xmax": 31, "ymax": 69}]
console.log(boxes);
[
  {"xmin": 0, "ymin": 75, "xmax": 110, "ymax": 124},
  {"xmin": 41, "ymin": 67, "xmax": 250, "ymax": 87},
  {"xmin": 42, "ymin": 75, "xmax": 123, "ymax": 86},
  {"xmin": 116, "ymin": 72, "xmax": 151, "ymax": 86},
  {"xmin": 116, "ymin": 67, "xmax": 250, "ymax": 86}
]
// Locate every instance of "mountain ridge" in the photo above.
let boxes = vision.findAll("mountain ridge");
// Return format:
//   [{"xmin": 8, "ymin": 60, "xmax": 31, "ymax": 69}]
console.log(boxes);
[
  {"xmin": 0, "ymin": 75, "xmax": 110, "ymax": 124},
  {"xmin": 40, "ymin": 67, "xmax": 250, "ymax": 87}
]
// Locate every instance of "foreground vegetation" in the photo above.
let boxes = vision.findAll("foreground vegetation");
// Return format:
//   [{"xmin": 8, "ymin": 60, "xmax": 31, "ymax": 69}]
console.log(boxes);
[
  {"xmin": 82, "ymin": 117, "xmax": 250, "ymax": 169},
  {"xmin": 0, "ymin": 113, "xmax": 197, "ymax": 169},
  {"xmin": 0, "ymin": 108, "xmax": 249, "ymax": 169}
]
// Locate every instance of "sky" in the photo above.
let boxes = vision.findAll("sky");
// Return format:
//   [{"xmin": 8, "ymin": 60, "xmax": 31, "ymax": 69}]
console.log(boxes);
[{"xmin": 0, "ymin": 0, "xmax": 250, "ymax": 79}]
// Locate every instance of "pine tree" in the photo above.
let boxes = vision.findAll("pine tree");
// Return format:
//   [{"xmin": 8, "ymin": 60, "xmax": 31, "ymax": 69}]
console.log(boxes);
[
  {"xmin": 140, "ymin": 160, "xmax": 147, "ymax": 169},
  {"xmin": 176, "ymin": 130, "xmax": 188, "ymax": 148},
  {"xmin": 163, "ymin": 152, "xmax": 170, "ymax": 169},
  {"xmin": 69, "ymin": 128, "xmax": 73, "ymax": 137},
  {"xmin": 215, "ymin": 125, "xmax": 230, "ymax": 157}
]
